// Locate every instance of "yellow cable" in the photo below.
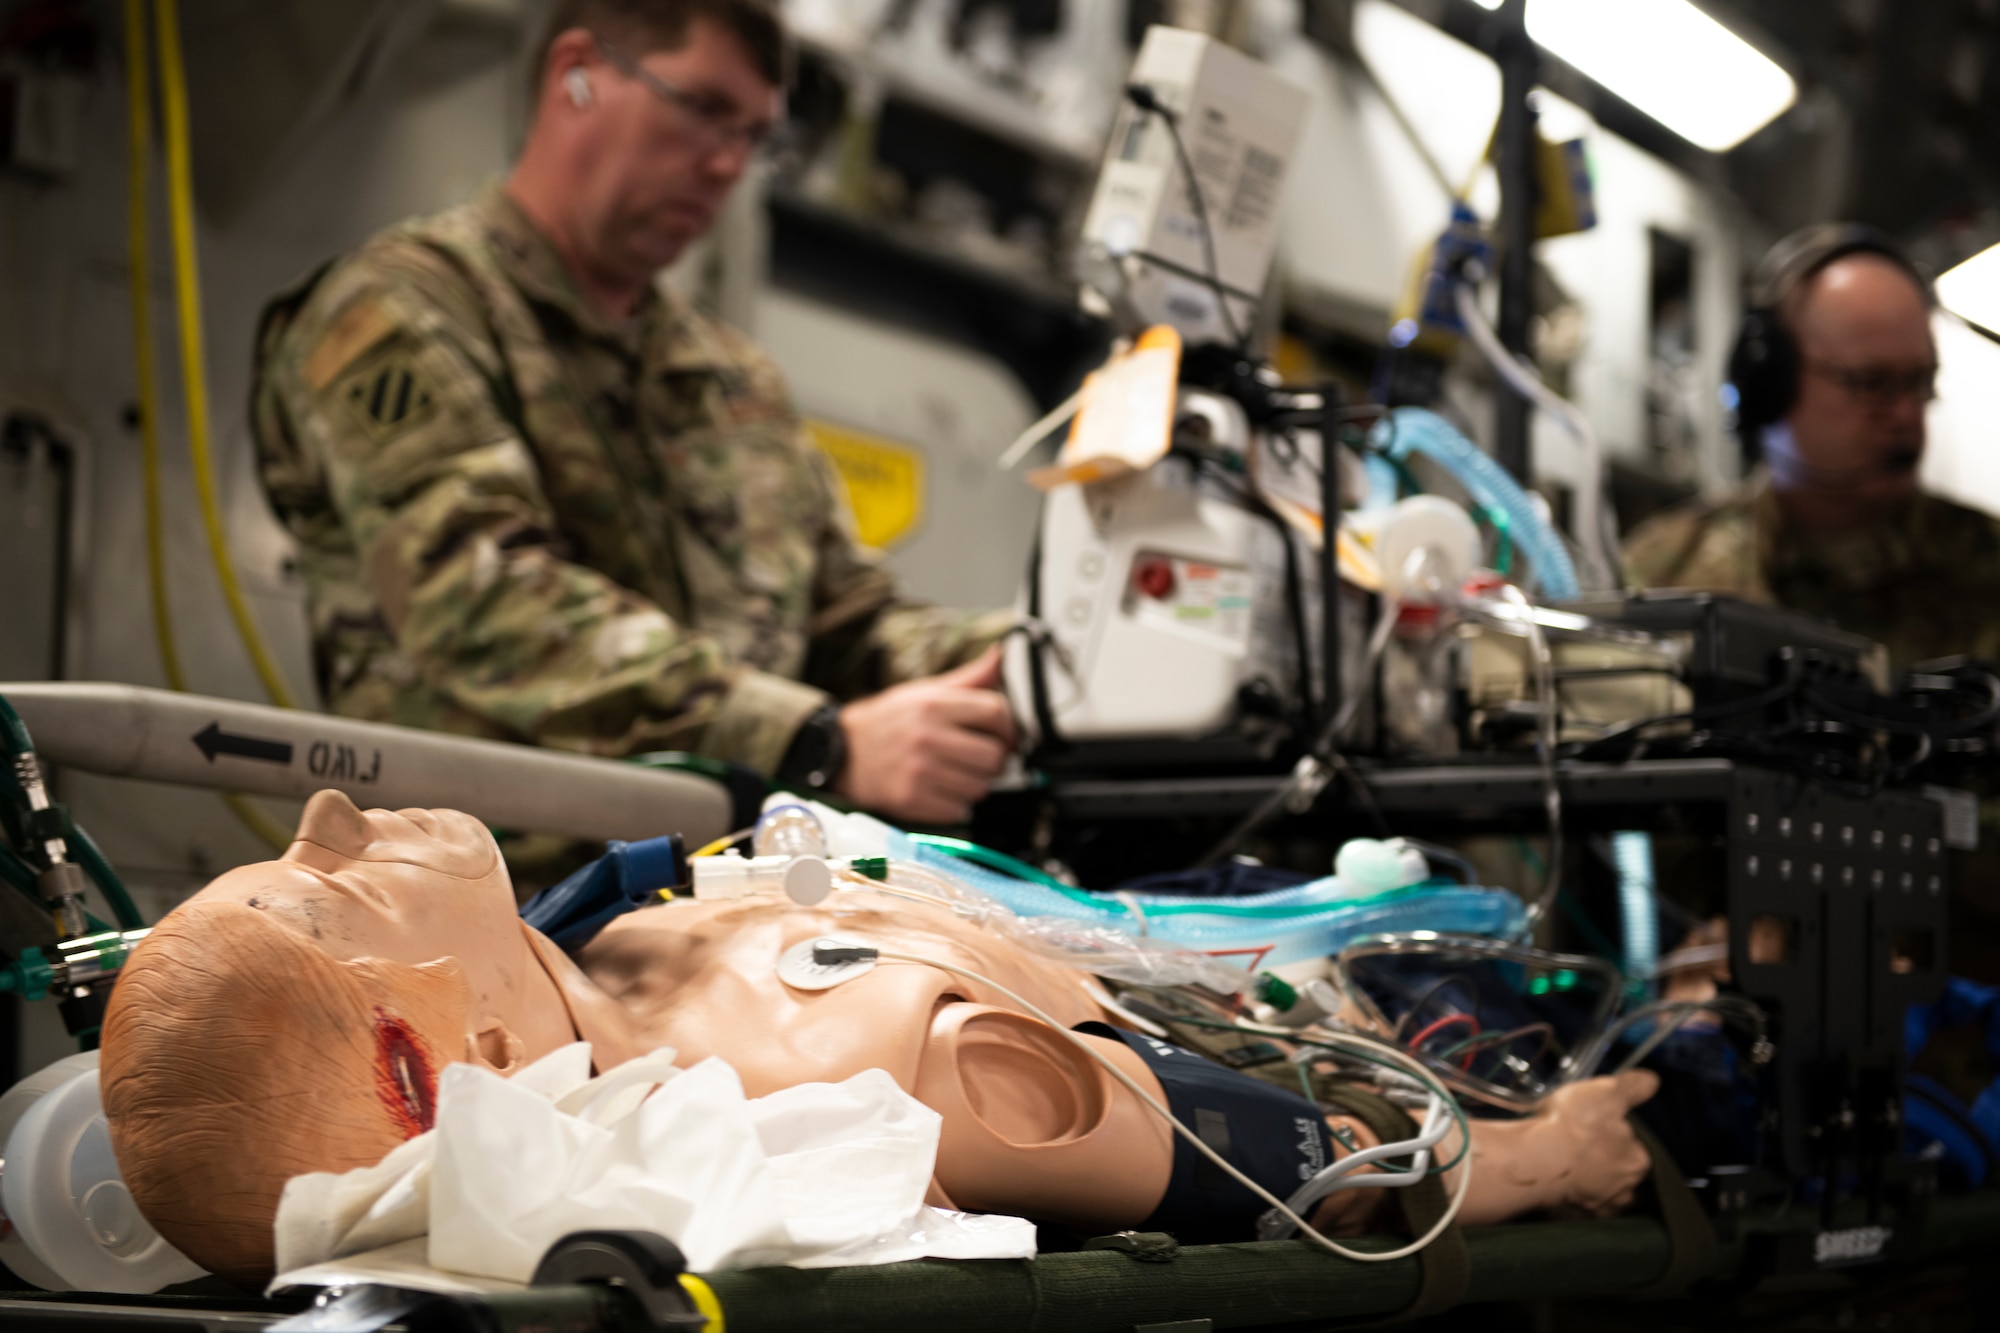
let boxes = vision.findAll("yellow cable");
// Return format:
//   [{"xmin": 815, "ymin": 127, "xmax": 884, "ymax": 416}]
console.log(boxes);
[
  {"xmin": 125, "ymin": 0, "xmax": 290, "ymax": 853},
  {"xmin": 125, "ymin": 0, "xmax": 182, "ymax": 695},
  {"xmin": 690, "ymin": 828, "xmax": 754, "ymax": 859},
  {"xmin": 219, "ymin": 792, "xmax": 294, "ymax": 851},
  {"xmin": 153, "ymin": 0, "xmax": 299, "ymax": 711},
  {"xmin": 676, "ymin": 1275, "xmax": 725, "ymax": 1333}
]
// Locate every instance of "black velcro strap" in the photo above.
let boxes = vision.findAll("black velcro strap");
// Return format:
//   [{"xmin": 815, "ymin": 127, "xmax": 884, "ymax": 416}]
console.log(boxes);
[
  {"xmin": 1626, "ymin": 1117, "xmax": 1716, "ymax": 1299},
  {"xmin": 1317, "ymin": 1085, "xmax": 1471, "ymax": 1322}
]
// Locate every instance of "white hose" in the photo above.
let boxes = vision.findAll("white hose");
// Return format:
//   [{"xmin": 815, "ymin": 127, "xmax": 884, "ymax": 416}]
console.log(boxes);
[{"xmin": 1453, "ymin": 283, "xmax": 1616, "ymax": 592}]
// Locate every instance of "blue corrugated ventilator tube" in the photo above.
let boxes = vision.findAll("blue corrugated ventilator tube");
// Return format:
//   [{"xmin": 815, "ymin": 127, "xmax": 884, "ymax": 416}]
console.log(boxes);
[
  {"xmin": 1372, "ymin": 408, "xmax": 1580, "ymax": 599},
  {"xmin": 898, "ymin": 835, "xmax": 1524, "ymax": 967}
]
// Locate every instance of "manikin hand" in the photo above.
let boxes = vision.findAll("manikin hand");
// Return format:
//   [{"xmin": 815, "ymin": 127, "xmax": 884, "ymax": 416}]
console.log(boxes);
[
  {"xmin": 834, "ymin": 647, "xmax": 1017, "ymax": 824},
  {"xmin": 1450, "ymin": 1069, "xmax": 1660, "ymax": 1225}
]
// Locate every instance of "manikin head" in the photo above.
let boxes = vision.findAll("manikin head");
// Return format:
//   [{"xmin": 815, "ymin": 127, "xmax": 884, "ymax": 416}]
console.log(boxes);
[
  {"xmin": 1755, "ymin": 242, "xmax": 1937, "ymax": 514},
  {"xmin": 510, "ymin": 0, "xmax": 788, "ymax": 310},
  {"xmin": 100, "ymin": 792, "xmax": 594, "ymax": 1285}
]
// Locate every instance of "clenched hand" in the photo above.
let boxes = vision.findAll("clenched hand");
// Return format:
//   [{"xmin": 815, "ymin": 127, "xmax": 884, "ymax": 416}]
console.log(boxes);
[{"xmin": 834, "ymin": 647, "xmax": 1017, "ymax": 825}]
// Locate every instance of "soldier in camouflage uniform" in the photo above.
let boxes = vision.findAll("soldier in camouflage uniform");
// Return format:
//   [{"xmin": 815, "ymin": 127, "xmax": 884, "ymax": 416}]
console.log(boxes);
[
  {"xmin": 1624, "ymin": 226, "xmax": 2000, "ymax": 670},
  {"xmin": 250, "ymin": 0, "xmax": 1014, "ymax": 831},
  {"xmin": 1624, "ymin": 225, "xmax": 2000, "ymax": 982},
  {"xmin": 1623, "ymin": 481, "xmax": 2000, "ymax": 669}
]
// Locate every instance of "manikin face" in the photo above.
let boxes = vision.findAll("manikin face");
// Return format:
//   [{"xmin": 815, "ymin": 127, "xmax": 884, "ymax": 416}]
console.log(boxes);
[
  {"xmin": 101, "ymin": 791, "xmax": 594, "ymax": 1284},
  {"xmin": 191, "ymin": 791, "xmax": 579, "ymax": 1068},
  {"xmin": 552, "ymin": 18, "xmax": 779, "ymax": 282},
  {"xmin": 1770, "ymin": 253, "xmax": 1937, "ymax": 507}
]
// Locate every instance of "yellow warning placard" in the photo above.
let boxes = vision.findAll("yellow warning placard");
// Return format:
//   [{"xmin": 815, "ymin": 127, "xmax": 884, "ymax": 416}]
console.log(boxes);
[{"xmin": 805, "ymin": 419, "xmax": 925, "ymax": 550}]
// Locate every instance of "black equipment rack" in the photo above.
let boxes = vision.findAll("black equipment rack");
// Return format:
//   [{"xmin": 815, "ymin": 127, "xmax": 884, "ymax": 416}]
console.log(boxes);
[{"xmin": 985, "ymin": 757, "xmax": 1955, "ymax": 1200}]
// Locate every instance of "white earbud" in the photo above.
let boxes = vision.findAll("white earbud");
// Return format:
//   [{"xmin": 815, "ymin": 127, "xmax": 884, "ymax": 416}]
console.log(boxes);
[{"xmin": 565, "ymin": 68, "xmax": 594, "ymax": 110}]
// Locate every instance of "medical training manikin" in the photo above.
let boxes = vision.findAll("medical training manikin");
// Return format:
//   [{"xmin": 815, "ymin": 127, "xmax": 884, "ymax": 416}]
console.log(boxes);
[{"xmin": 100, "ymin": 791, "xmax": 1657, "ymax": 1287}]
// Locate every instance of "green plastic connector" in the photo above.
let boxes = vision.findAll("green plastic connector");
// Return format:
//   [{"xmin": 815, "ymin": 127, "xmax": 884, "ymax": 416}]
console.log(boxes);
[
  {"xmin": 849, "ymin": 857, "xmax": 890, "ymax": 882},
  {"xmin": 1257, "ymin": 972, "xmax": 1298, "ymax": 1012},
  {"xmin": 0, "ymin": 948, "xmax": 57, "ymax": 1002}
]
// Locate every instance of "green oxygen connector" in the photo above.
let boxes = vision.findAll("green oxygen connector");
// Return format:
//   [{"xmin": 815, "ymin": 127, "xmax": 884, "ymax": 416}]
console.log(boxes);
[
  {"xmin": 0, "ymin": 948, "xmax": 58, "ymax": 1001},
  {"xmin": 0, "ymin": 928, "xmax": 147, "ymax": 1002},
  {"xmin": 848, "ymin": 857, "xmax": 890, "ymax": 882},
  {"xmin": 1257, "ymin": 972, "xmax": 1299, "ymax": 1012}
]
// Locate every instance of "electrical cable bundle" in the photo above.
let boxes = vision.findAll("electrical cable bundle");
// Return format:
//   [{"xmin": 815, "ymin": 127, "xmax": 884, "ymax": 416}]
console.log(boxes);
[{"xmin": 1561, "ymin": 652, "xmax": 2000, "ymax": 797}]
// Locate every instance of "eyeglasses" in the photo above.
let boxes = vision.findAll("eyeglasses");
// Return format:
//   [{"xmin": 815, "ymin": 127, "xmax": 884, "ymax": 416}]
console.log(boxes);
[
  {"xmin": 592, "ymin": 37, "xmax": 787, "ymax": 160},
  {"xmin": 1803, "ymin": 358, "xmax": 1939, "ymax": 410}
]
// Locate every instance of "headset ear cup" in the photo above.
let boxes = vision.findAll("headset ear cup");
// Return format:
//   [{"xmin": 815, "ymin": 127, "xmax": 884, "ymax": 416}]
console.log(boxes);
[{"xmin": 1728, "ymin": 307, "xmax": 1798, "ymax": 458}]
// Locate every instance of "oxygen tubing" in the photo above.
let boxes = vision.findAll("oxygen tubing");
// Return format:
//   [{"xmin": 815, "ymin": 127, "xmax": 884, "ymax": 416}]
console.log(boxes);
[
  {"xmin": 154, "ymin": 0, "xmax": 299, "ymax": 713},
  {"xmin": 124, "ymin": 0, "xmax": 182, "ymax": 696},
  {"xmin": 1372, "ymin": 409, "xmax": 1580, "ymax": 598},
  {"xmin": 127, "ymin": 0, "xmax": 293, "ymax": 851},
  {"xmin": 913, "ymin": 834, "xmax": 1498, "ymax": 922}
]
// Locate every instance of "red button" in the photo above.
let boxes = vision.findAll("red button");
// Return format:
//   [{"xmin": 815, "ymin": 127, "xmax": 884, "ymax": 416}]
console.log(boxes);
[{"xmin": 1133, "ymin": 557, "xmax": 1177, "ymax": 600}]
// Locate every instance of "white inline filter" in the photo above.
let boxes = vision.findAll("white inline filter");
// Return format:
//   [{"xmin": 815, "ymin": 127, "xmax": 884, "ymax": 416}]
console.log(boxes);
[{"xmin": 0, "ymin": 1056, "xmax": 206, "ymax": 1292}]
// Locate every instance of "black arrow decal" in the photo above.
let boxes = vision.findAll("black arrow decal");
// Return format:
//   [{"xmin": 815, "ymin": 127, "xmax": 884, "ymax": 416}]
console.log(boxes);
[{"xmin": 192, "ymin": 723, "xmax": 295, "ymax": 766}]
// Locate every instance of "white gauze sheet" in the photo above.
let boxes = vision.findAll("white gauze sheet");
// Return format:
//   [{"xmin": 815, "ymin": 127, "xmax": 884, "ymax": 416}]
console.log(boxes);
[{"xmin": 270, "ymin": 1043, "xmax": 1034, "ymax": 1291}]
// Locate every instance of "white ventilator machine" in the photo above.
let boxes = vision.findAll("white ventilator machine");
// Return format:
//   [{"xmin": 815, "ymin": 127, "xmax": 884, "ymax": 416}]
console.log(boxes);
[
  {"xmin": 1003, "ymin": 25, "xmax": 1621, "ymax": 764},
  {"xmin": 1005, "ymin": 26, "xmax": 1335, "ymax": 759}
]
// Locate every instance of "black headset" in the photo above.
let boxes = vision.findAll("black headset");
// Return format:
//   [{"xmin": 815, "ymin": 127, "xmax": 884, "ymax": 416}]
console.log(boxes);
[{"xmin": 1727, "ymin": 222, "xmax": 1934, "ymax": 448}]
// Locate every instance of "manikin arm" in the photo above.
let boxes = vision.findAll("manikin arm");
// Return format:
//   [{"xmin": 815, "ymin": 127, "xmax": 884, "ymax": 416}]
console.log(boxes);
[
  {"xmin": 914, "ymin": 1003, "xmax": 1660, "ymax": 1234},
  {"xmin": 1443, "ymin": 1070, "xmax": 1660, "ymax": 1225}
]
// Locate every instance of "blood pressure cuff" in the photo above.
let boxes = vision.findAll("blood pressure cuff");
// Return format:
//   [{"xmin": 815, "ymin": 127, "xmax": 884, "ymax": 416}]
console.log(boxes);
[
  {"xmin": 519, "ymin": 835, "xmax": 687, "ymax": 950},
  {"xmin": 1077, "ymin": 1022, "xmax": 1334, "ymax": 1242}
]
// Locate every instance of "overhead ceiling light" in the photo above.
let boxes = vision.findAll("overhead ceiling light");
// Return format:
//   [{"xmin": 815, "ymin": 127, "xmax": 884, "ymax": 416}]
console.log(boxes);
[
  {"xmin": 1937, "ymin": 244, "xmax": 2000, "ymax": 337},
  {"xmin": 1461, "ymin": 0, "xmax": 1797, "ymax": 151},
  {"xmin": 1528, "ymin": 0, "xmax": 1795, "ymax": 150}
]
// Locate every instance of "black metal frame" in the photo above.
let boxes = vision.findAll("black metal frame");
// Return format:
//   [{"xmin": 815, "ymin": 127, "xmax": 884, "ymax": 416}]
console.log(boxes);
[{"xmin": 984, "ymin": 755, "xmax": 1951, "ymax": 1206}]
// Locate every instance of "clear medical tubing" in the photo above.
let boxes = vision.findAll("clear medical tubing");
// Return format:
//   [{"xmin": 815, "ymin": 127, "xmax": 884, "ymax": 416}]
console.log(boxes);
[
  {"xmin": 753, "ymin": 805, "xmax": 831, "ymax": 859},
  {"xmin": 1371, "ymin": 409, "xmax": 1581, "ymax": 599},
  {"xmin": 899, "ymin": 839, "xmax": 1522, "ymax": 967}
]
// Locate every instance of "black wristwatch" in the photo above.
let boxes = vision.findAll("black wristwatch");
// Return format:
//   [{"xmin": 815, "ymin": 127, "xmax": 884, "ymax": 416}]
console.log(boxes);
[{"xmin": 776, "ymin": 705, "xmax": 848, "ymax": 792}]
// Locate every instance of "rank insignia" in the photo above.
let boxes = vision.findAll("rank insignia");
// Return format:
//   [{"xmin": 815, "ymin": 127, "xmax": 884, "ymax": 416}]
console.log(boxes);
[{"xmin": 343, "ymin": 356, "xmax": 435, "ymax": 439}]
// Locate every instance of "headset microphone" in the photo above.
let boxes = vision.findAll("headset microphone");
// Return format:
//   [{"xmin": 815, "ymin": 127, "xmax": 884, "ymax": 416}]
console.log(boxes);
[{"xmin": 1759, "ymin": 423, "xmax": 1922, "ymax": 490}]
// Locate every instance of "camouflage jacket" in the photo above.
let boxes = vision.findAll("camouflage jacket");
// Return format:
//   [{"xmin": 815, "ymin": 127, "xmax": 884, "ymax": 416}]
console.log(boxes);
[
  {"xmin": 1622, "ymin": 474, "xmax": 2000, "ymax": 669},
  {"xmin": 251, "ymin": 183, "xmax": 1008, "ymax": 776}
]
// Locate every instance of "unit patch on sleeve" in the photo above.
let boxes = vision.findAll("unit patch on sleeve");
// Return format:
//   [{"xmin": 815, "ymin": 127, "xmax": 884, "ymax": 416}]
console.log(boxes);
[{"xmin": 341, "ymin": 353, "xmax": 437, "ymax": 441}]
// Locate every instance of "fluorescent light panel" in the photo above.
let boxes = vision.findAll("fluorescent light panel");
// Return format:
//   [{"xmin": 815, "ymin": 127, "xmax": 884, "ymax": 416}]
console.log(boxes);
[
  {"xmin": 1938, "ymin": 245, "xmax": 2000, "ymax": 337},
  {"xmin": 1460, "ymin": 0, "xmax": 1797, "ymax": 151}
]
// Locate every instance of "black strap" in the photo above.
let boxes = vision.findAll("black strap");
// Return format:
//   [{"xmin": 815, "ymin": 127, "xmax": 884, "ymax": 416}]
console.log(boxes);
[
  {"xmin": 1626, "ymin": 1118, "xmax": 1717, "ymax": 1299},
  {"xmin": 1317, "ymin": 1085, "xmax": 1471, "ymax": 1322}
]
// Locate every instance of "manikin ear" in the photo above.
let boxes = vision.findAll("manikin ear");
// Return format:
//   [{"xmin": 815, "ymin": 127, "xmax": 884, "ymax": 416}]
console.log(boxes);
[
  {"xmin": 352, "ymin": 955, "xmax": 523, "ymax": 1075},
  {"xmin": 467, "ymin": 1016, "xmax": 526, "ymax": 1075}
]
